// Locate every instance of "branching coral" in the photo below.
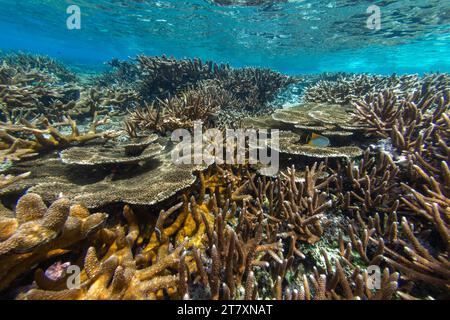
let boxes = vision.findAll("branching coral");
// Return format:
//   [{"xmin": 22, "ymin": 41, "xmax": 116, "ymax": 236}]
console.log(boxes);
[
  {"xmin": 217, "ymin": 67, "xmax": 297, "ymax": 111},
  {"xmin": 0, "ymin": 193, "xmax": 107, "ymax": 292},
  {"xmin": 65, "ymin": 87, "xmax": 139, "ymax": 118},
  {"xmin": 334, "ymin": 149, "xmax": 401, "ymax": 217},
  {"xmin": 127, "ymin": 82, "xmax": 223, "ymax": 134},
  {"xmin": 137, "ymin": 55, "xmax": 230, "ymax": 101},
  {"xmin": 1, "ymin": 52, "xmax": 78, "ymax": 83},
  {"xmin": 17, "ymin": 205, "xmax": 184, "ymax": 299},
  {"xmin": 0, "ymin": 113, "xmax": 119, "ymax": 162},
  {"xmin": 0, "ymin": 61, "xmax": 79, "ymax": 123},
  {"xmin": 334, "ymin": 83, "xmax": 450, "ymax": 298},
  {"xmin": 303, "ymin": 73, "xmax": 422, "ymax": 105}
]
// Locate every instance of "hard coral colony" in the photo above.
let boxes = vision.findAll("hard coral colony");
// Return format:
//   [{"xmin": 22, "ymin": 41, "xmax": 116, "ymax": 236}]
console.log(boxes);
[{"xmin": 0, "ymin": 48, "xmax": 448, "ymax": 302}]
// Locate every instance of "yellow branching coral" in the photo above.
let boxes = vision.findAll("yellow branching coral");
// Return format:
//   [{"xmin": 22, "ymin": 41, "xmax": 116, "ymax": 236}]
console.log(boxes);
[
  {"xmin": 0, "ymin": 193, "xmax": 108, "ymax": 292},
  {"xmin": 18, "ymin": 205, "xmax": 188, "ymax": 300}
]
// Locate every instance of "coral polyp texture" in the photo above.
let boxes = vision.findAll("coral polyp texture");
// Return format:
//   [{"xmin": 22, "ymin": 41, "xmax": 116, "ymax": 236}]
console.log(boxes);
[{"xmin": 0, "ymin": 52, "xmax": 448, "ymax": 301}]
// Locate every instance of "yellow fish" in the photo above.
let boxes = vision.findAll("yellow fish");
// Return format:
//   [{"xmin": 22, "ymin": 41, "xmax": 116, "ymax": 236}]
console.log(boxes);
[{"xmin": 307, "ymin": 133, "xmax": 330, "ymax": 148}]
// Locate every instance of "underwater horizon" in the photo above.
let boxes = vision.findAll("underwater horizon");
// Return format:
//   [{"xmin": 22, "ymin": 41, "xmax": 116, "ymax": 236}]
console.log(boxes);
[
  {"xmin": 0, "ymin": 0, "xmax": 449, "ymax": 303},
  {"xmin": 0, "ymin": 0, "xmax": 449, "ymax": 74}
]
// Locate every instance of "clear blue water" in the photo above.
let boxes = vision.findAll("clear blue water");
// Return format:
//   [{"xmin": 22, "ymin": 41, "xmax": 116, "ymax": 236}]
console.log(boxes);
[{"xmin": 0, "ymin": 0, "xmax": 449, "ymax": 74}]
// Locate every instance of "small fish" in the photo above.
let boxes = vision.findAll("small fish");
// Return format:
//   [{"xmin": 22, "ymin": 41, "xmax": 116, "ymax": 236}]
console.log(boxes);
[{"xmin": 307, "ymin": 133, "xmax": 330, "ymax": 148}]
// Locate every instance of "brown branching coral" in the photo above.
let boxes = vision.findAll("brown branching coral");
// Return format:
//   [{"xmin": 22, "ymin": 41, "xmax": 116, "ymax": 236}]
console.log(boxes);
[
  {"xmin": 0, "ymin": 61, "xmax": 80, "ymax": 123},
  {"xmin": 1, "ymin": 52, "xmax": 78, "ymax": 83},
  {"xmin": 282, "ymin": 259, "xmax": 399, "ymax": 300},
  {"xmin": 0, "ymin": 193, "xmax": 108, "ymax": 292},
  {"xmin": 90, "ymin": 58, "xmax": 140, "ymax": 88},
  {"xmin": 334, "ymin": 149, "xmax": 401, "ymax": 217},
  {"xmin": 69, "ymin": 87, "xmax": 138, "ymax": 118},
  {"xmin": 127, "ymin": 82, "xmax": 223, "ymax": 134},
  {"xmin": 303, "ymin": 73, "xmax": 421, "ymax": 105},
  {"xmin": 0, "ymin": 113, "xmax": 119, "ymax": 162},
  {"xmin": 137, "ymin": 55, "xmax": 230, "ymax": 101},
  {"xmin": 335, "ymin": 209, "xmax": 449, "ymax": 298},
  {"xmin": 334, "ymin": 82, "xmax": 450, "ymax": 298},
  {"xmin": 217, "ymin": 67, "xmax": 297, "ymax": 111}
]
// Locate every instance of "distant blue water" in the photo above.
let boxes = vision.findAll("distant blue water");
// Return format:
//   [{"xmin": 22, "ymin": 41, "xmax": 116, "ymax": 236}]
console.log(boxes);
[{"xmin": 0, "ymin": 0, "xmax": 449, "ymax": 74}]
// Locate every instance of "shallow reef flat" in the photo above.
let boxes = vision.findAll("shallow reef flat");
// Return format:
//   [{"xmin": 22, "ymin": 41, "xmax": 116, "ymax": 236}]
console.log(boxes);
[{"xmin": 0, "ymin": 52, "xmax": 449, "ymax": 300}]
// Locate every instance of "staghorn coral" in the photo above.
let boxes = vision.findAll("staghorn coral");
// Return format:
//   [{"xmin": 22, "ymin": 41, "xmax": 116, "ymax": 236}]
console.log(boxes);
[
  {"xmin": 217, "ymin": 67, "xmax": 297, "ymax": 111},
  {"xmin": 69, "ymin": 86, "xmax": 138, "ymax": 118},
  {"xmin": 0, "ymin": 61, "xmax": 79, "ymax": 123},
  {"xmin": 1, "ymin": 52, "xmax": 78, "ymax": 83},
  {"xmin": 330, "ymin": 115, "xmax": 448, "ymax": 298},
  {"xmin": 0, "ymin": 113, "xmax": 119, "ymax": 162},
  {"xmin": 137, "ymin": 55, "xmax": 230, "ymax": 101},
  {"xmin": 303, "ymin": 73, "xmax": 422, "ymax": 105},
  {"xmin": 127, "ymin": 82, "xmax": 223, "ymax": 134},
  {"xmin": 0, "ymin": 193, "xmax": 107, "ymax": 292},
  {"xmin": 91, "ymin": 58, "xmax": 141, "ymax": 88},
  {"xmin": 334, "ymin": 149, "xmax": 401, "ymax": 217},
  {"xmin": 335, "ymin": 208, "xmax": 449, "ymax": 299}
]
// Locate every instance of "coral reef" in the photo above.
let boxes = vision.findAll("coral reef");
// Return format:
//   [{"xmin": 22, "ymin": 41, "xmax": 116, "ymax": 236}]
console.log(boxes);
[
  {"xmin": 0, "ymin": 52, "xmax": 448, "ymax": 301},
  {"xmin": 1, "ymin": 52, "xmax": 78, "ymax": 83},
  {"xmin": 0, "ymin": 144, "xmax": 206, "ymax": 209},
  {"xmin": 127, "ymin": 82, "xmax": 223, "ymax": 134},
  {"xmin": 302, "ymin": 73, "xmax": 449, "ymax": 105},
  {"xmin": 0, "ymin": 114, "xmax": 119, "ymax": 162},
  {"xmin": 136, "ymin": 55, "xmax": 230, "ymax": 101},
  {"xmin": 0, "ymin": 193, "xmax": 107, "ymax": 292}
]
